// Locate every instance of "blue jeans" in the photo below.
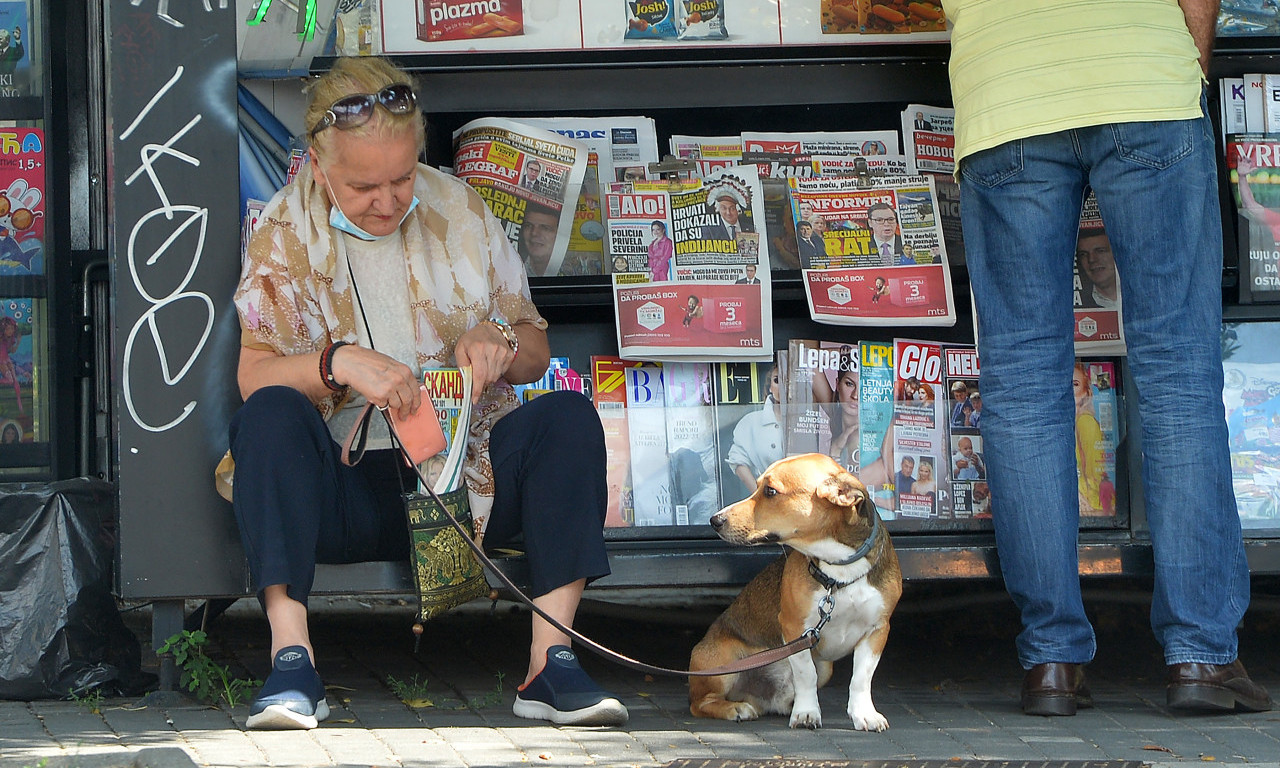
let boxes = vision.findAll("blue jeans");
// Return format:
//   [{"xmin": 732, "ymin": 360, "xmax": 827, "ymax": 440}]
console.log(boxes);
[{"xmin": 959, "ymin": 94, "xmax": 1250, "ymax": 668}]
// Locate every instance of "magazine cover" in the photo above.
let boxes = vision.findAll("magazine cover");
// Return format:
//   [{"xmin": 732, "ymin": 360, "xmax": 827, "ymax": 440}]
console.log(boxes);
[
  {"xmin": 662, "ymin": 362, "xmax": 721, "ymax": 526},
  {"xmin": 859, "ymin": 340, "xmax": 896, "ymax": 518},
  {"xmin": 1226, "ymin": 134, "xmax": 1280, "ymax": 303},
  {"xmin": 790, "ymin": 173, "xmax": 956, "ymax": 326},
  {"xmin": 0, "ymin": 126, "xmax": 44, "ymax": 276},
  {"xmin": 891, "ymin": 338, "xmax": 949, "ymax": 522},
  {"xmin": 713, "ymin": 360, "xmax": 780, "ymax": 508},
  {"xmin": 451, "ymin": 118, "xmax": 589, "ymax": 279},
  {"xmin": 511, "ymin": 357, "xmax": 571, "ymax": 403},
  {"xmin": 420, "ymin": 367, "xmax": 471, "ymax": 496},
  {"xmin": 1076, "ymin": 360, "xmax": 1120, "ymax": 522},
  {"xmin": 624, "ymin": 363, "xmax": 672, "ymax": 526},
  {"xmin": 782, "ymin": 338, "xmax": 832, "ymax": 458},
  {"xmin": 1073, "ymin": 190, "xmax": 1126, "ymax": 354},
  {"xmin": 0, "ymin": 297, "xmax": 34, "ymax": 442},
  {"xmin": 1222, "ymin": 351, "xmax": 1280, "ymax": 531},
  {"xmin": 592, "ymin": 355, "xmax": 643, "ymax": 527},
  {"xmin": 0, "ymin": 0, "xmax": 29, "ymax": 99},
  {"xmin": 942, "ymin": 344, "xmax": 988, "ymax": 523},
  {"xmin": 611, "ymin": 166, "xmax": 773, "ymax": 361}
]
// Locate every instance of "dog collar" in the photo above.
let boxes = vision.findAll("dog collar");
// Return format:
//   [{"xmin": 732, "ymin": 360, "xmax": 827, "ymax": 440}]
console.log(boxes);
[{"xmin": 807, "ymin": 506, "xmax": 881, "ymax": 589}]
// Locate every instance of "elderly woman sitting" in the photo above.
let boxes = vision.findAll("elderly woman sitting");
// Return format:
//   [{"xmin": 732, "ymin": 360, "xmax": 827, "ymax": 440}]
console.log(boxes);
[{"xmin": 228, "ymin": 56, "xmax": 625, "ymax": 730}]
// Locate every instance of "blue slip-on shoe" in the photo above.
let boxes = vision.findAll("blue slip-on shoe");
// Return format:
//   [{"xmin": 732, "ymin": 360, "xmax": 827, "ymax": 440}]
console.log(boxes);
[
  {"xmin": 513, "ymin": 645, "xmax": 629, "ymax": 726},
  {"xmin": 245, "ymin": 645, "xmax": 330, "ymax": 730}
]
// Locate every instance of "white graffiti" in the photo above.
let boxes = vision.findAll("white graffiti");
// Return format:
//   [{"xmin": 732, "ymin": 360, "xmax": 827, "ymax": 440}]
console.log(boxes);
[
  {"xmin": 129, "ymin": 0, "xmax": 229, "ymax": 29},
  {"xmin": 121, "ymin": 65, "xmax": 214, "ymax": 432}
]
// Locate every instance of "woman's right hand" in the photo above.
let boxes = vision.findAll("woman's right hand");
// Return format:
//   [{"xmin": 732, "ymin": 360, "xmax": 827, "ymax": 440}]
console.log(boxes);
[{"xmin": 331, "ymin": 344, "xmax": 423, "ymax": 419}]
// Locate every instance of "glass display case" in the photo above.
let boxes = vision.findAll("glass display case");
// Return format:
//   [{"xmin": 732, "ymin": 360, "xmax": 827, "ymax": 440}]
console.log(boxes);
[{"xmin": 0, "ymin": 0, "xmax": 51, "ymax": 478}]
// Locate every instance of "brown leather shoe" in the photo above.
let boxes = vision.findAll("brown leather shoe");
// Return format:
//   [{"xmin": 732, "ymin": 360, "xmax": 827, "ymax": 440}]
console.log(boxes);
[
  {"xmin": 1021, "ymin": 662, "xmax": 1093, "ymax": 716},
  {"xmin": 1167, "ymin": 660, "xmax": 1274, "ymax": 712}
]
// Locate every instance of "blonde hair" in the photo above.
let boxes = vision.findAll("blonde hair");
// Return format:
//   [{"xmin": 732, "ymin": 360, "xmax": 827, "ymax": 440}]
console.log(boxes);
[{"xmin": 305, "ymin": 57, "xmax": 424, "ymax": 158}]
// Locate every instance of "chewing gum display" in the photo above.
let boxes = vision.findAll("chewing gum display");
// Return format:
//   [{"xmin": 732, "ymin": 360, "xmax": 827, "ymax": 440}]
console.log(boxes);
[
  {"xmin": 677, "ymin": 0, "xmax": 728, "ymax": 40},
  {"xmin": 418, "ymin": 0, "xmax": 523, "ymax": 42},
  {"xmin": 625, "ymin": 0, "xmax": 678, "ymax": 39}
]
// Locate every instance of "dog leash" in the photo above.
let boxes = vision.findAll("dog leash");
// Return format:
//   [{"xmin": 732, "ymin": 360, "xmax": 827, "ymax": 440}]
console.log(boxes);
[{"xmin": 348, "ymin": 410, "xmax": 824, "ymax": 678}]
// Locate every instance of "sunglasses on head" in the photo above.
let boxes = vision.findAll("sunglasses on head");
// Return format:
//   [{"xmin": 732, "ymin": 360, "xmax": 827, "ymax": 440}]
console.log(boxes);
[{"xmin": 309, "ymin": 83, "xmax": 417, "ymax": 138}]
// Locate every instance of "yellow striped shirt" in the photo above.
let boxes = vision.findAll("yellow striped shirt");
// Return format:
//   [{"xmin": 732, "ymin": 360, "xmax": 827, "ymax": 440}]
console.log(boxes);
[{"xmin": 942, "ymin": 0, "xmax": 1204, "ymax": 165}]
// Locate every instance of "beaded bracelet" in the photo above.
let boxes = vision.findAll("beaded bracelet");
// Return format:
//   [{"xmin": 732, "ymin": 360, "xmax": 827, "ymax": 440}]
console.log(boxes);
[{"xmin": 319, "ymin": 341, "xmax": 350, "ymax": 392}]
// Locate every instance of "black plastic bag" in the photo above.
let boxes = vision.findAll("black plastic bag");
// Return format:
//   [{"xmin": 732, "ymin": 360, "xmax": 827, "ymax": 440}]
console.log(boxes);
[{"xmin": 0, "ymin": 478, "xmax": 157, "ymax": 699}]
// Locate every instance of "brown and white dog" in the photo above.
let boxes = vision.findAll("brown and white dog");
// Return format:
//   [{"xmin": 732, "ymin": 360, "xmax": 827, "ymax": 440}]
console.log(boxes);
[{"xmin": 688, "ymin": 453, "xmax": 902, "ymax": 730}]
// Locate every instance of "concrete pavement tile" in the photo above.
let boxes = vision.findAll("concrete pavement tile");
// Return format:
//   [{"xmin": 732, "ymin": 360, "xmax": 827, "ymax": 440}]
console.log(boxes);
[
  {"xmin": 823, "ymin": 731, "xmax": 935, "ymax": 760},
  {"xmin": 0, "ymin": 703, "xmax": 59, "ymax": 754},
  {"xmin": 868, "ymin": 730, "xmax": 974, "ymax": 759},
  {"xmin": 242, "ymin": 729, "xmax": 335, "ymax": 766},
  {"xmin": 497, "ymin": 724, "xmax": 589, "ymax": 755},
  {"xmin": 99, "ymin": 703, "xmax": 184, "ymax": 752},
  {"xmin": 627, "ymin": 728, "xmax": 716, "ymax": 763},
  {"xmin": 752, "ymin": 729, "xmax": 848, "ymax": 760},
  {"xmin": 163, "ymin": 708, "xmax": 264, "ymax": 767},
  {"xmin": 570, "ymin": 727, "xmax": 659, "ymax": 765},
  {"xmin": 343, "ymin": 702, "xmax": 433, "ymax": 729},
  {"xmin": 434, "ymin": 723, "xmax": 522, "ymax": 765},
  {"xmin": 28, "ymin": 702, "xmax": 120, "ymax": 748},
  {"xmin": 372, "ymin": 726, "xmax": 470, "ymax": 765},
  {"xmin": 692, "ymin": 728, "xmax": 779, "ymax": 759},
  {"xmin": 309, "ymin": 724, "xmax": 400, "ymax": 765},
  {"xmin": 1195, "ymin": 723, "xmax": 1280, "ymax": 757}
]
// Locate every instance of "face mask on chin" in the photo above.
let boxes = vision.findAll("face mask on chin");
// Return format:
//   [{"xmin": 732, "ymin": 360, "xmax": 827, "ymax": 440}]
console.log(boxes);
[
  {"xmin": 319, "ymin": 159, "xmax": 420, "ymax": 241},
  {"xmin": 327, "ymin": 193, "xmax": 420, "ymax": 241}
]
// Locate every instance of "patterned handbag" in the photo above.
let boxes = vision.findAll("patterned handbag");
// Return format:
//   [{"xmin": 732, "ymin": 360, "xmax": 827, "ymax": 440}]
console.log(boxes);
[{"xmin": 402, "ymin": 485, "xmax": 490, "ymax": 625}]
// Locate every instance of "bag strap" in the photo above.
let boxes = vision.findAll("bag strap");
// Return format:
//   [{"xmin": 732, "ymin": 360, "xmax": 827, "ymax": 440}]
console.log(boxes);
[
  {"xmin": 340, "ymin": 403, "xmax": 376, "ymax": 467},
  {"xmin": 392, "ymin": 432, "xmax": 819, "ymax": 678}
]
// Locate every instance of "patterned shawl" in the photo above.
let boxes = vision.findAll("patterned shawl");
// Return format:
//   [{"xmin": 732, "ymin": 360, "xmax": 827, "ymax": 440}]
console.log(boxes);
[{"xmin": 234, "ymin": 162, "xmax": 547, "ymax": 535}]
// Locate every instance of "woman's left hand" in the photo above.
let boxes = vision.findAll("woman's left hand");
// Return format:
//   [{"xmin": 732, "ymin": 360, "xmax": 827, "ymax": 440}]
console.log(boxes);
[{"xmin": 455, "ymin": 322, "xmax": 515, "ymax": 403}]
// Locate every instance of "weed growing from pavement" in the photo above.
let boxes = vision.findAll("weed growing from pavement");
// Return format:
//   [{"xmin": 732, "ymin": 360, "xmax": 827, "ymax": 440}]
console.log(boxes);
[
  {"xmin": 386, "ymin": 673, "xmax": 434, "ymax": 707},
  {"xmin": 68, "ymin": 686, "xmax": 104, "ymax": 714},
  {"xmin": 386, "ymin": 670, "xmax": 506, "ymax": 709},
  {"xmin": 158, "ymin": 629, "xmax": 260, "ymax": 708},
  {"xmin": 466, "ymin": 670, "xmax": 506, "ymax": 709}
]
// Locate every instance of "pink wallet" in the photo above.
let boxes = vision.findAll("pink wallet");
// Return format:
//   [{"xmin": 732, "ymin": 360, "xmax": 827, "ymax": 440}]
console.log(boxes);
[{"xmin": 388, "ymin": 386, "xmax": 447, "ymax": 465}]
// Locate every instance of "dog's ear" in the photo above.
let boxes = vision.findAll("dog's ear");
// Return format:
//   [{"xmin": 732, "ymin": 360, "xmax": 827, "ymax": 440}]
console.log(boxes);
[{"xmin": 816, "ymin": 470, "xmax": 866, "ymax": 512}]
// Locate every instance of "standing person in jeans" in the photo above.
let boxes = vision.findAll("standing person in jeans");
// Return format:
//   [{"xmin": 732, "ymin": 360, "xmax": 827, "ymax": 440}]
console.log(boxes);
[{"xmin": 942, "ymin": 0, "xmax": 1272, "ymax": 716}]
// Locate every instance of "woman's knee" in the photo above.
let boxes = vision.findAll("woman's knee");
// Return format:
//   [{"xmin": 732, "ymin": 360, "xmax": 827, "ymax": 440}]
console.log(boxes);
[
  {"xmin": 535, "ymin": 391, "xmax": 604, "ymax": 448},
  {"xmin": 230, "ymin": 386, "xmax": 326, "ymax": 455}
]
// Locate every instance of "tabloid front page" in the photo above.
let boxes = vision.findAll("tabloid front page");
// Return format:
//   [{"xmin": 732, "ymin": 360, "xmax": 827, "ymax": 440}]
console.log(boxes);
[
  {"xmin": 512, "ymin": 117, "xmax": 661, "ymax": 276},
  {"xmin": 451, "ymin": 117, "xmax": 589, "ymax": 279},
  {"xmin": 1073, "ymin": 190, "xmax": 1126, "ymax": 355},
  {"xmin": 790, "ymin": 173, "xmax": 956, "ymax": 326},
  {"xmin": 610, "ymin": 167, "xmax": 774, "ymax": 361}
]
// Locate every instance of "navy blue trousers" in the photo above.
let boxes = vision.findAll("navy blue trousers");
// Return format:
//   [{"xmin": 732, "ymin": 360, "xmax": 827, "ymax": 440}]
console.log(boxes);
[{"xmin": 229, "ymin": 386, "xmax": 610, "ymax": 606}]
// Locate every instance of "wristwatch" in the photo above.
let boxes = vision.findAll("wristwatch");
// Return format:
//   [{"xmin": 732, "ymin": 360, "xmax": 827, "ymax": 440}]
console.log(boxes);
[{"xmin": 485, "ymin": 317, "xmax": 520, "ymax": 357}]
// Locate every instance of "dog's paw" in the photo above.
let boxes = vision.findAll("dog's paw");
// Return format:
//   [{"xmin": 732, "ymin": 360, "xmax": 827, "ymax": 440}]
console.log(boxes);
[
  {"xmin": 728, "ymin": 701, "xmax": 760, "ymax": 722},
  {"xmin": 789, "ymin": 707, "xmax": 822, "ymax": 729},
  {"xmin": 848, "ymin": 705, "xmax": 889, "ymax": 732}
]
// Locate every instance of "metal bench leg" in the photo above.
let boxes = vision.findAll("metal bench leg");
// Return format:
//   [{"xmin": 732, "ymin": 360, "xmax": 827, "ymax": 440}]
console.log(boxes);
[{"xmin": 152, "ymin": 599, "xmax": 185, "ymax": 692}]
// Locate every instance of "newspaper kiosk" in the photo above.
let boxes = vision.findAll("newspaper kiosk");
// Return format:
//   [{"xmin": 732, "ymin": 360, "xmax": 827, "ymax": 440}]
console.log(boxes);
[{"xmin": 96, "ymin": 3, "xmax": 1280, "ymax": 691}]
